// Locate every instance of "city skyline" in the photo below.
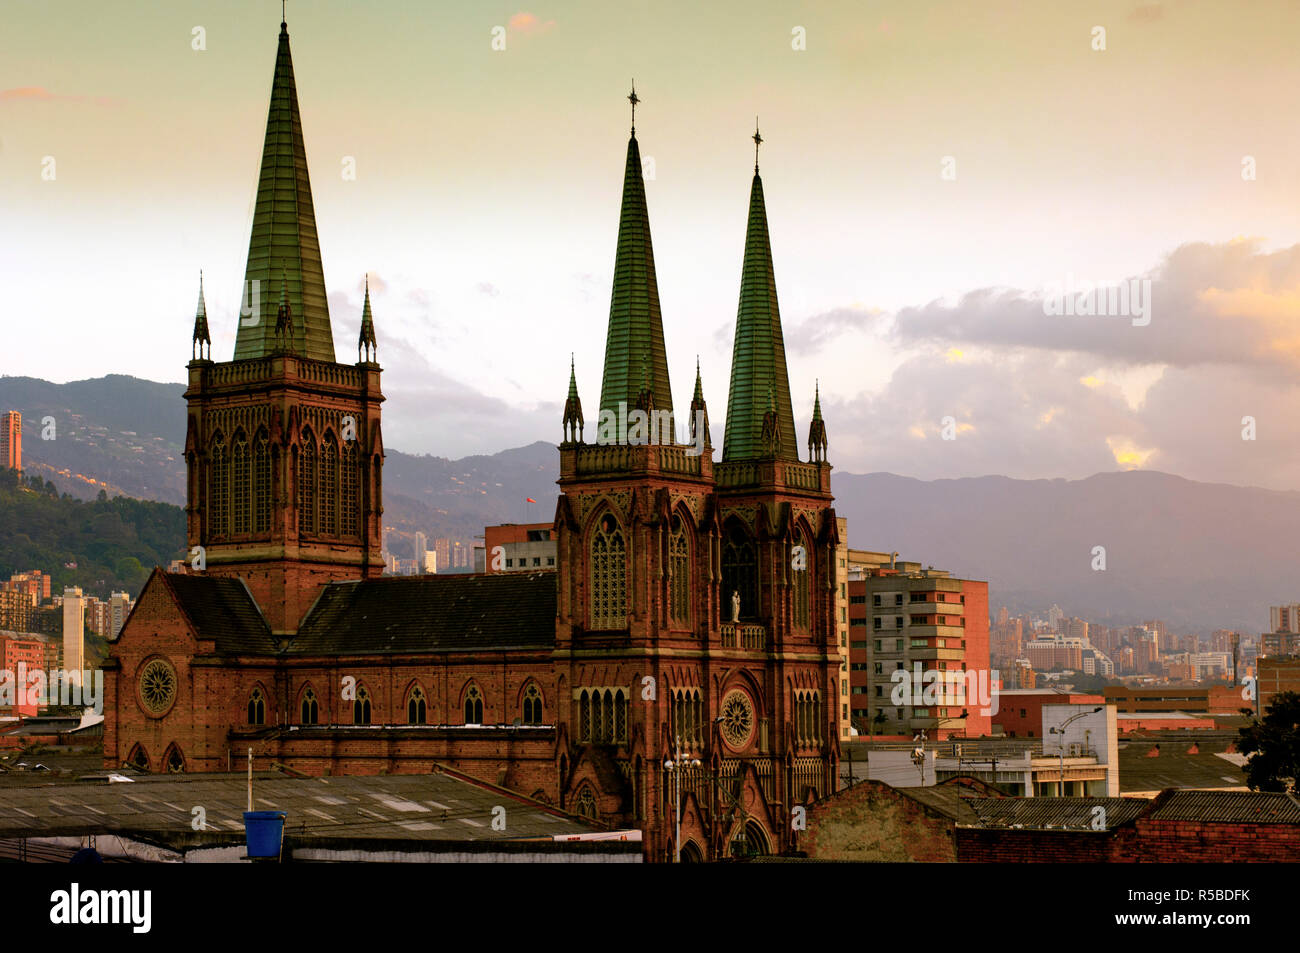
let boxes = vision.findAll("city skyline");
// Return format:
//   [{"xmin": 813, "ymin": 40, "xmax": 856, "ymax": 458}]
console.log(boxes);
[{"xmin": 6, "ymin": 2, "xmax": 1300, "ymax": 488}]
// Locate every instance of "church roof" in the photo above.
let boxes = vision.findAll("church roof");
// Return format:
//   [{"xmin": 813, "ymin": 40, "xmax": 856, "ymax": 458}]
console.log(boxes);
[
  {"xmin": 598, "ymin": 124, "xmax": 674, "ymax": 417},
  {"xmin": 162, "ymin": 573, "xmax": 276, "ymax": 655},
  {"xmin": 723, "ymin": 168, "xmax": 798, "ymax": 462},
  {"xmin": 232, "ymin": 20, "xmax": 335, "ymax": 362},
  {"xmin": 287, "ymin": 571, "xmax": 557, "ymax": 656}
]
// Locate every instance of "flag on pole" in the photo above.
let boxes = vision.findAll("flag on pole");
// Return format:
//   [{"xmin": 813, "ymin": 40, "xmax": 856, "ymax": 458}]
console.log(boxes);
[{"xmin": 526, "ymin": 498, "xmax": 536, "ymax": 503}]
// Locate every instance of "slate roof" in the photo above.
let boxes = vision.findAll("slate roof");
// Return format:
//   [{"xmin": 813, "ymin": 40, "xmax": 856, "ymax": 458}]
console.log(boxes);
[
  {"xmin": 286, "ymin": 571, "xmax": 557, "ymax": 656},
  {"xmin": 163, "ymin": 573, "xmax": 276, "ymax": 655}
]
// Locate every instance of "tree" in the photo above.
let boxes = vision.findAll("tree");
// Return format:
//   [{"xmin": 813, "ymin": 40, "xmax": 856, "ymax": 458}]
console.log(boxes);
[{"xmin": 1236, "ymin": 691, "xmax": 1300, "ymax": 794}]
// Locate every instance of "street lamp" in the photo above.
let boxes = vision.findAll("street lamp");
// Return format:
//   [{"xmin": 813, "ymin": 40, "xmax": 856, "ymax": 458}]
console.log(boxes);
[
  {"xmin": 663, "ymin": 738, "xmax": 701, "ymax": 863},
  {"xmin": 1049, "ymin": 706, "xmax": 1103, "ymax": 797}
]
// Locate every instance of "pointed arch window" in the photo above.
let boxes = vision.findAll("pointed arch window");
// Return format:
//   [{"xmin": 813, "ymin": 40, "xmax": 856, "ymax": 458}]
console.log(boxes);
[
  {"xmin": 579, "ymin": 690, "xmax": 590, "ymax": 741},
  {"xmin": 297, "ymin": 429, "xmax": 316, "ymax": 535},
  {"xmin": 300, "ymin": 687, "xmax": 319, "ymax": 725},
  {"xmin": 590, "ymin": 514, "xmax": 627, "ymax": 630},
  {"xmin": 321, "ymin": 432, "xmax": 339, "ymax": 536},
  {"xmin": 792, "ymin": 531, "xmax": 811, "ymax": 629},
  {"xmin": 575, "ymin": 785, "xmax": 598, "ymax": 819},
  {"xmin": 247, "ymin": 687, "xmax": 266, "ymax": 725},
  {"xmin": 127, "ymin": 744, "xmax": 150, "ymax": 772},
  {"xmin": 341, "ymin": 440, "xmax": 359, "ymax": 537},
  {"xmin": 165, "ymin": 745, "xmax": 185, "ymax": 774},
  {"xmin": 208, "ymin": 434, "xmax": 228, "ymax": 537},
  {"xmin": 721, "ymin": 526, "xmax": 758, "ymax": 621},
  {"xmin": 464, "ymin": 685, "xmax": 483, "ymax": 725},
  {"xmin": 407, "ymin": 685, "xmax": 427, "ymax": 725},
  {"xmin": 231, "ymin": 432, "xmax": 250, "ymax": 534},
  {"xmin": 353, "ymin": 685, "xmax": 371, "ymax": 725},
  {"xmin": 253, "ymin": 431, "xmax": 271, "ymax": 534},
  {"xmin": 522, "ymin": 684, "xmax": 542, "ymax": 725},
  {"xmin": 669, "ymin": 515, "xmax": 690, "ymax": 625}
]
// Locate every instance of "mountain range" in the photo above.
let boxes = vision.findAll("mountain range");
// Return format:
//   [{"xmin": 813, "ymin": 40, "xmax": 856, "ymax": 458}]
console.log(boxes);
[{"xmin": 0, "ymin": 374, "xmax": 1289, "ymax": 633}]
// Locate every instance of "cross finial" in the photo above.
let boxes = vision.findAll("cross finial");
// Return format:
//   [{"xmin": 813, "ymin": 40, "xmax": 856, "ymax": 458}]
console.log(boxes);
[
  {"xmin": 282, "ymin": 0, "xmax": 286, "ymax": 25},
  {"xmin": 753, "ymin": 117, "xmax": 763, "ymax": 172},
  {"xmin": 628, "ymin": 81, "xmax": 639, "ymax": 134}
]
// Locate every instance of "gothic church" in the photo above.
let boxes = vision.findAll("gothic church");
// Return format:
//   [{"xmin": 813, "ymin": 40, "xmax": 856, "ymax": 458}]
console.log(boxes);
[{"xmin": 105, "ymin": 17, "xmax": 840, "ymax": 862}]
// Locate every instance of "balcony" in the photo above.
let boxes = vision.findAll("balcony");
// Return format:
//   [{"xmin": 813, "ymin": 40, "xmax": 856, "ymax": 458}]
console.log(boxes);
[{"xmin": 720, "ymin": 623, "xmax": 766, "ymax": 651}]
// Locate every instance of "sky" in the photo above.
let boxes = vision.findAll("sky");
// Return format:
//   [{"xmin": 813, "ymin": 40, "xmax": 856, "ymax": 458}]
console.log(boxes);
[{"xmin": 4, "ymin": 0, "xmax": 1300, "ymax": 488}]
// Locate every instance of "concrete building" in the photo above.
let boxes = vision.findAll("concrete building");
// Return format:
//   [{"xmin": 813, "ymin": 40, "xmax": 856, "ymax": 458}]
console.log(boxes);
[
  {"xmin": 834, "ymin": 516, "xmax": 849, "ymax": 741},
  {"xmin": 60, "ymin": 588, "xmax": 85, "ymax": 683},
  {"xmin": 108, "ymin": 592, "xmax": 132, "ymax": 640},
  {"xmin": 847, "ymin": 560, "xmax": 991, "ymax": 739},
  {"xmin": 483, "ymin": 522, "xmax": 557, "ymax": 573}
]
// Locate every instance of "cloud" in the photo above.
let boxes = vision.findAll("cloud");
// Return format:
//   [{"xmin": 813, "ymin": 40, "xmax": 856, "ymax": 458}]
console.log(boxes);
[
  {"xmin": 508, "ymin": 12, "xmax": 556, "ymax": 32},
  {"xmin": 786, "ymin": 306, "xmax": 885, "ymax": 354},
  {"xmin": 887, "ymin": 240, "xmax": 1300, "ymax": 370},
  {"xmin": 0, "ymin": 86, "xmax": 117, "ymax": 106}
]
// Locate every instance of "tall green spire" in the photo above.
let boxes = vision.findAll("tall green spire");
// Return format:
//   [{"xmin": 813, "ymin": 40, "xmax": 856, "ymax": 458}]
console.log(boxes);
[
  {"xmin": 723, "ymin": 126, "xmax": 797, "ymax": 462},
  {"xmin": 599, "ymin": 86, "xmax": 674, "ymax": 419},
  {"xmin": 191, "ymin": 271, "xmax": 211, "ymax": 360},
  {"xmin": 233, "ymin": 19, "xmax": 335, "ymax": 362},
  {"xmin": 358, "ymin": 274, "xmax": 377, "ymax": 362}
]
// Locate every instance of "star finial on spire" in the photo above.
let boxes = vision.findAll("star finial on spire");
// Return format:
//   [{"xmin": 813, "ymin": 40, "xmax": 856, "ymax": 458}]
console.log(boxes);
[
  {"xmin": 628, "ymin": 81, "xmax": 639, "ymax": 135},
  {"xmin": 753, "ymin": 117, "xmax": 763, "ymax": 173}
]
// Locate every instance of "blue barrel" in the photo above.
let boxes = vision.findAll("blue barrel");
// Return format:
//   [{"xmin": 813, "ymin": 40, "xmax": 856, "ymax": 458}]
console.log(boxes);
[{"xmin": 243, "ymin": 811, "xmax": 287, "ymax": 858}]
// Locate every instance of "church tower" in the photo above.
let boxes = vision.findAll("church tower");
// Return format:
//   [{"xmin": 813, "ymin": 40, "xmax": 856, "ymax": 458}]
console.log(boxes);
[
  {"xmin": 553, "ymin": 100, "xmax": 837, "ymax": 861},
  {"xmin": 184, "ymin": 17, "xmax": 384, "ymax": 635}
]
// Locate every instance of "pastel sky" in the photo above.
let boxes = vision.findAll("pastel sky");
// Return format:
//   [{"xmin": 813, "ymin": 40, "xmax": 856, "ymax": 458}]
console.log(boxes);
[{"xmin": 5, "ymin": 0, "xmax": 1300, "ymax": 488}]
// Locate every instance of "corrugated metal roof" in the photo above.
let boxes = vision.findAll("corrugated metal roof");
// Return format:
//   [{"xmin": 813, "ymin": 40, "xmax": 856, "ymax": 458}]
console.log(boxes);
[
  {"xmin": 965, "ymin": 796, "xmax": 1147, "ymax": 830},
  {"xmin": 1150, "ymin": 790, "xmax": 1300, "ymax": 825}
]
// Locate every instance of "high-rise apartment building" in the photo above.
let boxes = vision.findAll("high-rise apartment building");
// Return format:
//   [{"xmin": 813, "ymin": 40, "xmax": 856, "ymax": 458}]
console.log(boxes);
[
  {"xmin": 0, "ymin": 411, "xmax": 21, "ymax": 471},
  {"xmin": 847, "ymin": 560, "xmax": 991, "ymax": 739},
  {"xmin": 109, "ymin": 592, "xmax": 133, "ymax": 639},
  {"xmin": 61, "ymin": 587, "xmax": 86, "ymax": 681}
]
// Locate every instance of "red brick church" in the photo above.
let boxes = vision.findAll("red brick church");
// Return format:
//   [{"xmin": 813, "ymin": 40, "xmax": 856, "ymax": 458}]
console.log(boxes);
[{"xmin": 104, "ymin": 16, "xmax": 841, "ymax": 862}]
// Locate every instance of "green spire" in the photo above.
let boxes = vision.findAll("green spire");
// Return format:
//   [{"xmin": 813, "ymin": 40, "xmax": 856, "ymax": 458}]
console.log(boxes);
[
  {"xmin": 563, "ymin": 353, "xmax": 584, "ymax": 443},
  {"xmin": 808, "ymin": 381, "xmax": 828, "ymax": 464},
  {"xmin": 723, "ymin": 136, "xmax": 797, "ymax": 463},
  {"xmin": 358, "ymin": 275, "xmax": 377, "ymax": 362},
  {"xmin": 233, "ymin": 19, "xmax": 335, "ymax": 362},
  {"xmin": 689, "ymin": 356, "xmax": 711, "ymax": 448},
  {"xmin": 192, "ymin": 271, "xmax": 211, "ymax": 360},
  {"xmin": 599, "ymin": 88, "xmax": 673, "ymax": 419}
]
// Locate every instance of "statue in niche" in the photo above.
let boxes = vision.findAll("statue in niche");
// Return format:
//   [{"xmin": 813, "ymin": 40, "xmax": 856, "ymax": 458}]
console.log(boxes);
[{"xmin": 730, "ymin": 589, "xmax": 741, "ymax": 623}]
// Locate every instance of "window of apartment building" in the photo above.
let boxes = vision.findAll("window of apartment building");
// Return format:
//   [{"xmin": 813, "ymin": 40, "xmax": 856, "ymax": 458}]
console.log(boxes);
[
  {"xmin": 505, "ymin": 558, "xmax": 513, "ymax": 568},
  {"xmin": 840, "ymin": 608, "xmax": 847, "ymax": 622},
  {"xmin": 896, "ymin": 662, "xmax": 904, "ymax": 671},
  {"xmin": 842, "ymin": 679, "xmax": 848, "ymax": 695},
  {"xmin": 850, "ymin": 595, "xmax": 866, "ymax": 605},
  {"xmin": 895, "ymin": 617, "xmax": 903, "ymax": 629},
  {"xmin": 913, "ymin": 708, "xmax": 930, "ymax": 718},
  {"xmin": 910, "ymin": 615, "xmax": 926, "ymax": 625},
  {"xmin": 842, "ymin": 703, "xmax": 848, "ymax": 719},
  {"xmin": 872, "ymin": 662, "xmax": 882, "ymax": 674},
  {"xmin": 895, "ymin": 594, "xmax": 904, "ymax": 606},
  {"xmin": 910, "ymin": 639, "xmax": 927, "ymax": 648},
  {"xmin": 936, "ymin": 638, "xmax": 946, "ymax": 648},
  {"xmin": 874, "ymin": 618, "xmax": 882, "ymax": 631},
  {"xmin": 872, "ymin": 595, "xmax": 881, "ymax": 607},
  {"xmin": 533, "ymin": 557, "xmax": 541, "ymax": 566},
  {"xmin": 851, "ymin": 640, "xmax": 868, "ymax": 650},
  {"xmin": 547, "ymin": 557, "xmax": 555, "ymax": 566},
  {"xmin": 960, "ymin": 595, "xmax": 966, "ymax": 604},
  {"xmin": 910, "ymin": 592, "xmax": 925, "ymax": 602},
  {"xmin": 840, "ymin": 632, "xmax": 847, "ymax": 647},
  {"xmin": 840, "ymin": 583, "xmax": 846, "ymax": 598},
  {"xmin": 938, "ymin": 615, "xmax": 947, "ymax": 625},
  {"xmin": 895, "ymin": 638, "xmax": 903, "ymax": 651},
  {"xmin": 874, "ymin": 685, "xmax": 882, "ymax": 696},
  {"xmin": 874, "ymin": 639, "xmax": 882, "ymax": 651}
]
